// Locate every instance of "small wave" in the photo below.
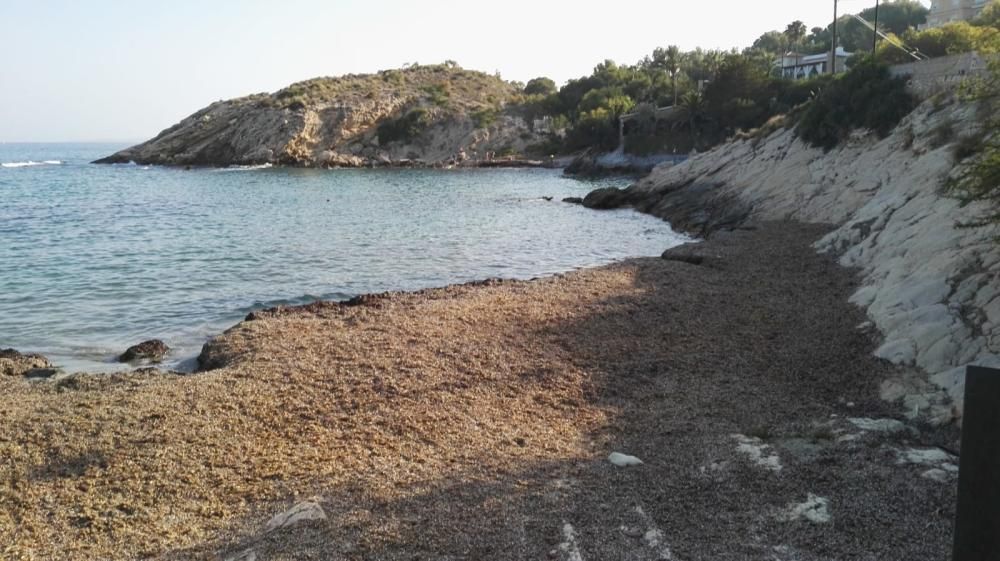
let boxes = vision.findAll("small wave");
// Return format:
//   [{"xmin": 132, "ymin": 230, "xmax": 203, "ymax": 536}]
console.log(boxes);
[
  {"xmin": 217, "ymin": 163, "xmax": 273, "ymax": 172},
  {"xmin": 1, "ymin": 160, "xmax": 63, "ymax": 168}
]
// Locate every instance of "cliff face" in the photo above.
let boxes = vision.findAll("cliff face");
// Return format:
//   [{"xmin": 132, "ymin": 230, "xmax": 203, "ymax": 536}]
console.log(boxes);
[
  {"xmin": 95, "ymin": 65, "xmax": 547, "ymax": 167},
  {"xmin": 587, "ymin": 96, "xmax": 997, "ymax": 422}
]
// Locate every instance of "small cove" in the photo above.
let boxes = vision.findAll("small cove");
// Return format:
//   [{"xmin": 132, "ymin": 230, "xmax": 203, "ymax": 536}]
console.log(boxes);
[{"xmin": 0, "ymin": 143, "xmax": 690, "ymax": 371}]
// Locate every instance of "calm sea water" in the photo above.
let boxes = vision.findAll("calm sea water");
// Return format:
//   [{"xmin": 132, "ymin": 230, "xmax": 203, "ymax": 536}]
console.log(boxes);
[{"xmin": 0, "ymin": 143, "xmax": 689, "ymax": 372}]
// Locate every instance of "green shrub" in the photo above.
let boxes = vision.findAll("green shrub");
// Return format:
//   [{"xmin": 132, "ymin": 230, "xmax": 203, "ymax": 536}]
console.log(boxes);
[
  {"xmin": 946, "ymin": 58, "xmax": 1000, "ymax": 227},
  {"xmin": 422, "ymin": 82, "xmax": 451, "ymax": 106},
  {"xmin": 471, "ymin": 108, "xmax": 498, "ymax": 129},
  {"xmin": 377, "ymin": 108, "xmax": 431, "ymax": 145},
  {"xmin": 795, "ymin": 60, "xmax": 915, "ymax": 149}
]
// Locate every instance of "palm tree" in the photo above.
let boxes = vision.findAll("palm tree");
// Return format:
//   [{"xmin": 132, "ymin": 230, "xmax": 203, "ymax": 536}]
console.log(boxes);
[
  {"xmin": 663, "ymin": 45, "xmax": 686, "ymax": 107},
  {"xmin": 784, "ymin": 20, "xmax": 808, "ymax": 75},
  {"xmin": 672, "ymin": 90, "xmax": 708, "ymax": 149}
]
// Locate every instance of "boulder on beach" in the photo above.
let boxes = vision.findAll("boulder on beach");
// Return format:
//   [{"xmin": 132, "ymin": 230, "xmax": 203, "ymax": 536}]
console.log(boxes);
[
  {"xmin": 119, "ymin": 339, "xmax": 170, "ymax": 363},
  {"xmin": 0, "ymin": 349, "xmax": 54, "ymax": 377},
  {"xmin": 661, "ymin": 243, "xmax": 711, "ymax": 266}
]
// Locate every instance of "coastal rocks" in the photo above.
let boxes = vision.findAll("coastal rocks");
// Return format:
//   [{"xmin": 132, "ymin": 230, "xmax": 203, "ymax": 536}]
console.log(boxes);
[
  {"xmin": 562, "ymin": 197, "xmax": 583, "ymax": 204},
  {"xmin": 0, "ymin": 349, "xmax": 54, "ymax": 377},
  {"xmin": 582, "ymin": 187, "xmax": 633, "ymax": 210},
  {"xmin": 593, "ymin": 97, "xmax": 994, "ymax": 421},
  {"xmin": 119, "ymin": 339, "xmax": 170, "ymax": 363}
]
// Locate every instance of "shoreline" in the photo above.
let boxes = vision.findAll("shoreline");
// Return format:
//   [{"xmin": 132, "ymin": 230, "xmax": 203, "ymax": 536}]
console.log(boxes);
[{"xmin": 1, "ymin": 222, "xmax": 959, "ymax": 560}]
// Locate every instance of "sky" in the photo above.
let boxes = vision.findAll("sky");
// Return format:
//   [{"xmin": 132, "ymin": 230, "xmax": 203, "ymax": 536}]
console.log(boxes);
[{"xmin": 0, "ymin": 0, "xmax": 927, "ymax": 142}]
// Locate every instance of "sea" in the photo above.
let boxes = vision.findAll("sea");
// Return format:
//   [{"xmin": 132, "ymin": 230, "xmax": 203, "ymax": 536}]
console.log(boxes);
[{"xmin": 0, "ymin": 143, "xmax": 690, "ymax": 372}]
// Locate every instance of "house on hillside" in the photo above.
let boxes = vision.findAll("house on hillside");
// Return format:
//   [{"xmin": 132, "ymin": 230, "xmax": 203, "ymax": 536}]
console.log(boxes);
[
  {"xmin": 924, "ymin": 0, "xmax": 988, "ymax": 28},
  {"xmin": 777, "ymin": 47, "xmax": 851, "ymax": 80}
]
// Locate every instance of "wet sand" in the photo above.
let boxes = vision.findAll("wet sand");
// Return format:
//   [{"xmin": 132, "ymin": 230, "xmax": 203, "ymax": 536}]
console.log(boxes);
[{"xmin": 0, "ymin": 222, "xmax": 957, "ymax": 560}]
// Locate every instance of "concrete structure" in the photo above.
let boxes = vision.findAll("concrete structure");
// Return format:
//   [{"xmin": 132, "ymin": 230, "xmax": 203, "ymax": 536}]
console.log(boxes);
[
  {"xmin": 890, "ymin": 52, "xmax": 989, "ymax": 97},
  {"xmin": 925, "ymin": 0, "xmax": 989, "ymax": 28},
  {"xmin": 777, "ymin": 47, "xmax": 851, "ymax": 80}
]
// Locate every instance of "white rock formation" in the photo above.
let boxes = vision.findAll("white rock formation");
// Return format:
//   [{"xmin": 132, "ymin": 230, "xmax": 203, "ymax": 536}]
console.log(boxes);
[
  {"xmin": 781, "ymin": 494, "xmax": 832, "ymax": 524},
  {"xmin": 633, "ymin": 96, "xmax": 996, "ymax": 419},
  {"xmin": 608, "ymin": 452, "xmax": 644, "ymax": 467},
  {"xmin": 264, "ymin": 497, "xmax": 328, "ymax": 533}
]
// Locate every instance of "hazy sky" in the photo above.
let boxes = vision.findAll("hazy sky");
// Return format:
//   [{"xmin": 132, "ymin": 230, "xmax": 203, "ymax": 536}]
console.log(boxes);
[{"xmin": 0, "ymin": 0, "xmax": 923, "ymax": 142}]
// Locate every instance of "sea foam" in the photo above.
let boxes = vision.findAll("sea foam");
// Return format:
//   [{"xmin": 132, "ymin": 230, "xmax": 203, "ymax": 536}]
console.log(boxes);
[{"xmin": 1, "ymin": 160, "xmax": 63, "ymax": 168}]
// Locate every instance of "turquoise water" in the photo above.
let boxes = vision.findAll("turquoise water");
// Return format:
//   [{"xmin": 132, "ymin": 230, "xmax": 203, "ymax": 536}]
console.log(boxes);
[{"xmin": 0, "ymin": 143, "xmax": 689, "ymax": 372}]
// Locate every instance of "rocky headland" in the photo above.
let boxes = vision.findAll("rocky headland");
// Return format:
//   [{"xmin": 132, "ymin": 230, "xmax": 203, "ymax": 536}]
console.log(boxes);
[{"xmin": 94, "ymin": 64, "xmax": 551, "ymax": 168}]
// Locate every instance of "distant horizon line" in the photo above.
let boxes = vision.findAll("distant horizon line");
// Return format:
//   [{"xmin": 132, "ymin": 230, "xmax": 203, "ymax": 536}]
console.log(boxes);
[{"xmin": 0, "ymin": 139, "xmax": 141, "ymax": 145}]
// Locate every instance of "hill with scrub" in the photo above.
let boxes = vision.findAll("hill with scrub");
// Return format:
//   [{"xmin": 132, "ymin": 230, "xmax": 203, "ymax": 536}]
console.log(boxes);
[{"xmin": 96, "ymin": 63, "xmax": 551, "ymax": 167}]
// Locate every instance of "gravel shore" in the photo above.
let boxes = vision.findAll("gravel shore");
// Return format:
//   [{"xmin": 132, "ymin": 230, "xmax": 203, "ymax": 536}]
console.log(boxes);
[{"xmin": 1, "ymin": 222, "xmax": 958, "ymax": 560}]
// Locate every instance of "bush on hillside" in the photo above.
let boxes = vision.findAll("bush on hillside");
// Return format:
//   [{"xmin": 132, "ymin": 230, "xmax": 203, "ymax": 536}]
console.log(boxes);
[
  {"xmin": 795, "ymin": 60, "xmax": 915, "ymax": 149},
  {"xmin": 946, "ymin": 58, "xmax": 1000, "ymax": 227},
  {"xmin": 377, "ymin": 108, "xmax": 431, "ymax": 145}
]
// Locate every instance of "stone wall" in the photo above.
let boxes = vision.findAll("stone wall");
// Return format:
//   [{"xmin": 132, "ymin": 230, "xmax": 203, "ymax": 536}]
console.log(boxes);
[{"xmin": 890, "ymin": 53, "xmax": 989, "ymax": 98}]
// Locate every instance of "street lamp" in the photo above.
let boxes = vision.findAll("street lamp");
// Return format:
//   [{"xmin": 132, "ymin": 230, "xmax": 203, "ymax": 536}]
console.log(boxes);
[{"xmin": 830, "ymin": 0, "xmax": 839, "ymax": 74}]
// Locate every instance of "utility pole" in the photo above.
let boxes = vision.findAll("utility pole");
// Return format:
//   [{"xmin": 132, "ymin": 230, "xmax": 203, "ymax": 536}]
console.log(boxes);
[
  {"xmin": 872, "ymin": 0, "xmax": 881, "ymax": 53},
  {"xmin": 830, "ymin": 0, "xmax": 839, "ymax": 74}
]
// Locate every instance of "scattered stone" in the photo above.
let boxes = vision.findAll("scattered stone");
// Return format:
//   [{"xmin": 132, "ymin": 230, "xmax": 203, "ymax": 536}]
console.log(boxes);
[
  {"xmin": 119, "ymin": 339, "xmax": 170, "ymax": 363},
  {"xmin": 731, "ymin": 434, "xmax": 783, "ymax": 472},
  {"xmin": 781, "ymin": 494, "xmax": 831, "ymax": 524},
  {"xmin": 921, "ymin": 468, "xmax": 955, "ymax": 483},
  {"xmin": 264, "ymin": 497, "xmax": 327, "ymax": 533},
  {"xmin": 608, "ymin": 452, "xmax": 643, "ymax": 467},
  {"xmin": 223, "ymin": 549, "xmax": 257, "ymax": 561},
  {"xmin": 0, "ymin": 349, "xmax": 53, "ymax": 377},
  {"xmin": 559, "ymin": 522, "xmax": 585, "ymax": 561},
  {"xmin": 848, "ymin": 417, "xmax": 907, "ymax": 434},
  {"xmin": 661, "ymin": 243, "xmax": 710, "ymax": 266},
  {"xmin": 897, "ymin": 447, "xmax": 956, "ymax": 466}
]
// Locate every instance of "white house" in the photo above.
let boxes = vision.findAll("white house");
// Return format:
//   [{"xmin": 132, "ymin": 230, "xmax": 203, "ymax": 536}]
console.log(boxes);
[
  {"xmin": 777, "ymin": 47, "xmax": 852, "ymax": 80},
  {"xmin": 925, "ymin": 0, "xmax": 989, "ymax": 28}
]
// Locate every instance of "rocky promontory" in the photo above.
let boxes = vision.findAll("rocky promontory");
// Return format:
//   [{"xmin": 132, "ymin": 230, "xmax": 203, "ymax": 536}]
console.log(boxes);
[{"xmin": 94, "ymin": 64, "xmax": 551, "ymax": 168}]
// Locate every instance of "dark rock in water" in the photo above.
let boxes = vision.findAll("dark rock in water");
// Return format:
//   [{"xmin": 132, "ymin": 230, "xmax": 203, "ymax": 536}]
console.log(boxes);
[
  {"xmin": 119, "ymin": 339, "xmax": 170, "ymax": 363},
  {"xmin": 541, "ymin": 196, "xmax": 553, "ymax": 202},
  {"xmin": 562, "ymin": 197, "xmax": 583, "ymax": 204},
  {"xmin": 662, "ymin": 244, "xmax": 710, "ymax": 265},
  {"xmin": 0, "ymin": 349, "xmax": 54, "ymax": 377},
  {"xmin": 580, "ymin": 178, "xmax": 751, "ymax": 237},
  {"xmin": 582, "ymin": 188, "xmax": 632, "ymax": 210}
]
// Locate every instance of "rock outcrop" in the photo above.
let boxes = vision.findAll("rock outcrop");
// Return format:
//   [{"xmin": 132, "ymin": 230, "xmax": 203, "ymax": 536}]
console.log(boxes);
[
  {"xmin": 586, "ymin": 95, "xmax": 995, "ymax": 420},
  {"xmin": 0, "ymin": 349, "xmax": 54, "ymax": 377},
  {"xmin": 95, "ymin": 65, "xmax": 549, "ymax": 168},
  {"xmin": 119, "ymin": 339, "xmax": 170, "ymax": 363}
]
